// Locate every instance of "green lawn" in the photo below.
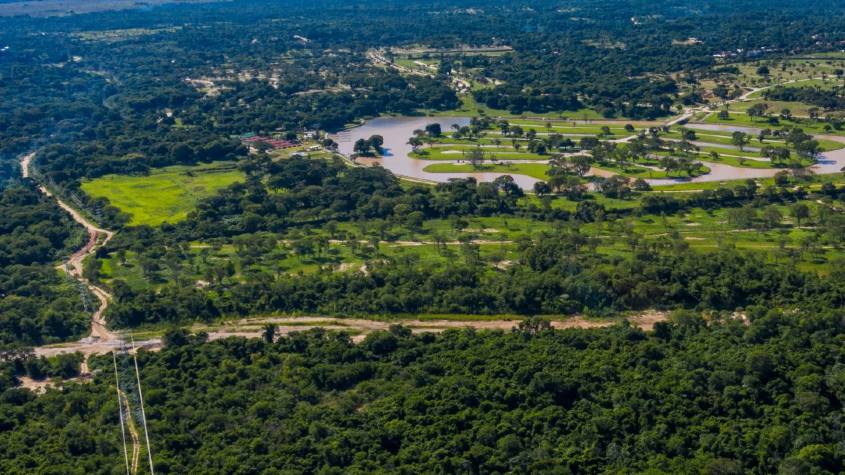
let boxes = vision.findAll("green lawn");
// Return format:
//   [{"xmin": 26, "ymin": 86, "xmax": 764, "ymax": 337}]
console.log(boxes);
[
  {"xmin": 423, "ymin": 162, "xmax": 551, "ymax": 180},
  {"xmin": 412, "ymin": 147, "xmax": 550, "ymax": 161},
  {"xmin": 701, "ymin": 111, "xmax": 845, "ymax": 136},
  {"xmin": 424, "ymin": 159, "xmax": 710, "ymax": 181},
  {"xmin": 593, "ymin": 162, "xmax": 710, "ymax": 179},
  {"xmin": 650, "ymin": 180, "xmax": 734, "ymax": 192},
  {"xmin": 746, "ymin": 78, "xmax": 841, "ymax": 100},
  {"xmin": 81, "ymin": 162, "xmax": 244, "ymax": 226},
  {"xmin": 665, "ymin": 129, "xmax": 786, "ymax": 147}
]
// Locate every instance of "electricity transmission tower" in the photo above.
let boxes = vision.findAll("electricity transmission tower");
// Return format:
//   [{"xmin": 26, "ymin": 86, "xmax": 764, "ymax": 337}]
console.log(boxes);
[{"xmin": 113, "ymin": 338, "xmax": 155, "ymax": 474}]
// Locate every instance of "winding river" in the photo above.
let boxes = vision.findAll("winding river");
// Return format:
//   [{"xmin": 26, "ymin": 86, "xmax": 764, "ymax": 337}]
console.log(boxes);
[{"xmin": 334, "ymin": 117, "xmax": 845, "ymax": 188}]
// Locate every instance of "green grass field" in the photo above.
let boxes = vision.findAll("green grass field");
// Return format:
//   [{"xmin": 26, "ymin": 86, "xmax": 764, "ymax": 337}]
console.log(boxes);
[
  {"xmin": 81, "ymin": 162, "xmax": 244, "ymax": 226},
  {"xmin": 413, "ymin": 147, "xmax": 550, "ymax": 161},
  {"xmin": 423, "ymin": 162, "xmax": 551, "ymax": 180},
  {"xmin": 700, "ymin": 111, "xmax": 845, "ymax": 136},
  {"xmin": 594, "ymin": 161, "xmax": 710, "ymax": 179},
  {"xmin": 746, "ymin": 78, "xmax": 841, "ymax": 99}
]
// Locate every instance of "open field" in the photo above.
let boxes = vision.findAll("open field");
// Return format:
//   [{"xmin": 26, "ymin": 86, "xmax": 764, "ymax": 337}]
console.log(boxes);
[
  {"xmin": 701, "ymin": 111, "xmax": 845, "ymax": 135},
  {"xmin": 423, "ymin": 162, "xmax": 551, "ymax": 179},
  {"xmin": 595, "ymin": 161, "xmax": 709, "ymax": 179},
  {"xmin": 419, "ymin": 152, "xmax": 710, "ymax": 180},
  {"xmin": 80, "ymin": 162, "xmax": 244, "ymax": 226},
  {"xmin": 735, "ymin": 59, "xmax": 845, "ymax": 87},
  {"xmin": 730, "ymin": 99, "xmax": 845, "ymax": 117},
  {"xmin": 413, "ymin": 147, "xmax": 550, "ymax": 161},
  {"xmin": 99, "ymin": 235, "xmax": 520, "ymax": 292},
  {"xmin": 651, "ymin": 171, "xmax": 845, "ymax": 192},
  {"xmin": 694, "ymin": 56, "xmax": 845, "ymax": 112},
  {"xmin": 746, "ymin": 78, "xmax": 841, "ymax": 99}
]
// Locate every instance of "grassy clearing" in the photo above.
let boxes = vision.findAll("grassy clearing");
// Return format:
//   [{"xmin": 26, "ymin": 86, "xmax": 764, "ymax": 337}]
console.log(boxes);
[
  {"xmin": 81, "ymin": 162, "xmax": 244, "ymax": 226},
  {"xmin": 594, "ymin": 162, "xmax": 710, "ymax": 179},
  {"xmin": 423, "ymin": 162, "xmax": 551, "ymax": 180},
  {"xmin": 700, "ymin": 111, "xmax": 845, "ymax": 136},
  {"xmin": 734, "ymin": 59, "xmax": 845, "ymax": 87},
  {"xmin": 749, "ymin": 78, "xmax": 841, "ymax": 96},
  {"xmin": 422, "ymin": 156, "xmax": 710, "ymax": 181},
  {"xmin": 650, "ymin": 181, "xmax": 733, "ymax": 192},
  {"xmin": 684, "ymin": 123, "xmax": 845, "ymax": 152},
  {"xmin": 667, "ymin": 128, "xmax": 843, "ymax": 152},
  {"xmin": 395, "ymin": 58, "xmax": 439, "ymax": 73},
  {"xmin": 695, "ymin": 56, "xmax": 845, "ymax": 116},
  {"xmin": 518, "ymin": 194, "xmax": 642, "ymax": 211},
  {"xmin": 412, "ymin": 147, "xmax": 549, "ymax": 161},
  {"xmin": 651, "ymin": 171, "xmax": 845, "ymax": 192},
  {"xmin": 665, "ymin": 129, "xmax": 783, "ymax": 147},
  {"xmin": 649, "ymin": 149, "xmax": 791, "ymax": 169},
  {"xmin": 732, "ymin": 99, "xmax": 845, "ymax": 118}
]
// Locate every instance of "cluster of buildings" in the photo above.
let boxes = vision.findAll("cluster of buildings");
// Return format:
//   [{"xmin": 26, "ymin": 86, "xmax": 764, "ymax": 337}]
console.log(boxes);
[{"xmin": 713, "ymin": 47, "xmax": 775, "ymax": 60}]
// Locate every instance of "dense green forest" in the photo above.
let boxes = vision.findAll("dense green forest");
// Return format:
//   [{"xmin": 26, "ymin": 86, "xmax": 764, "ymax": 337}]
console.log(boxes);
[
  {"xmin": 4, "ymin": 313, "xmax": 845, "ymax": 474},
  {"xmin": 0, "ymin": 185, "xmax": 89, "ymax": 346}
]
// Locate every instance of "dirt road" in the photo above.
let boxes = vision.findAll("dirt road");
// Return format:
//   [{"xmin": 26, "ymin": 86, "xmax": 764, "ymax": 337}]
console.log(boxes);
[
  {"xmin": 118, "ymin": 388, "xmax": 141, "ymax": 474},
  {"xmin": 21, "ymin": 152, "xmax": 118, "ymax": 346},
  {"xmin": 31, "ymin": 313, "xmax": 669, "ymax": 361},
  {"xmin": 226, "ymin": 313, "xmax": 669, "ymax": 342}
]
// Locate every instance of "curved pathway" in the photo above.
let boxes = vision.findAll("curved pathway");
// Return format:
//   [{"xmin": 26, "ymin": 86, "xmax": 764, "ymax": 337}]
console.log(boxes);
[{"xmin": 20, "ymin": 152, "xmax": 120, "ymax": 355}]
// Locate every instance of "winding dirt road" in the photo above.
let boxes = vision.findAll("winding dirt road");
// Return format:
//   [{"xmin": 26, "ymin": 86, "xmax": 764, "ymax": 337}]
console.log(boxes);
[
  {"xmin": 33, "ymin": 313, "xmax": 669, "ymax": 361},
  {"xmin": 21, "ymin": 152, "xmax": 119, "ymax": 350}
]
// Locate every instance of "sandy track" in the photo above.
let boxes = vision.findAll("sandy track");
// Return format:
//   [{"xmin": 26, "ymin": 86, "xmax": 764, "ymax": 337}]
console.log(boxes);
[
  {"xmin": 118, "ymin": 388, "xmax": 141, "ymax": 474},
  {"xmin": 30, "ymin": 313, "xmax": 668, "ymax": 359},
  {"xmin": 21, "ymin": 152, "xmax": 119, "ymax": 353},
  {"xmin": 244, "ymin": 312, "xmax": 669, "ymax": 334}
]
